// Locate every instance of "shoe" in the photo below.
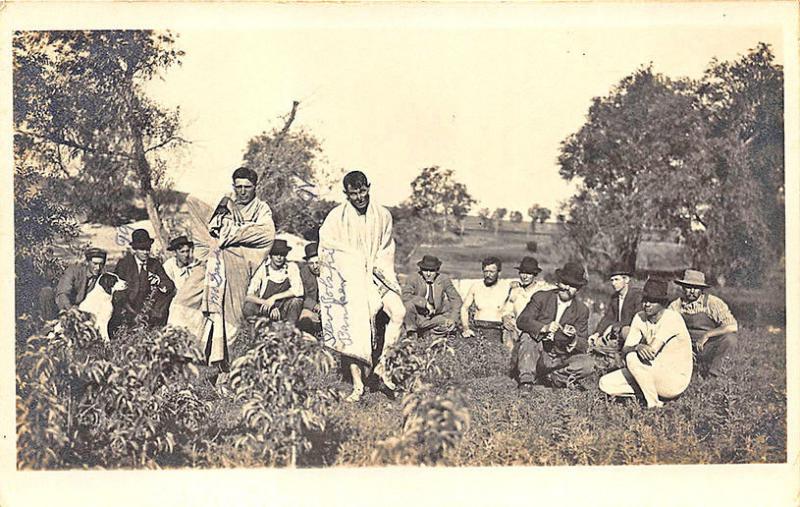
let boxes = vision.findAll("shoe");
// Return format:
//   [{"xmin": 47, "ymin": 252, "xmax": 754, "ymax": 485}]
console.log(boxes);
[
  {"xmin": 519, "ymin": 382, "xmax": 534, "ymax": 396},
  {"xmin": 345, "ymin": 384, "xmax": 364, "ymax": 403},
  {"xmin": 373, "ymin": 361, "xmax": 397, "ymax": 391}
]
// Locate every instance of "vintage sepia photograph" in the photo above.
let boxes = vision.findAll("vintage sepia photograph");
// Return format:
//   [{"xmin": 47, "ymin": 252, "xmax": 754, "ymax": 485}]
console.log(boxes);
[{"xmin": 4, "ymin": 1, "xmax": 799, "ymax": 505}]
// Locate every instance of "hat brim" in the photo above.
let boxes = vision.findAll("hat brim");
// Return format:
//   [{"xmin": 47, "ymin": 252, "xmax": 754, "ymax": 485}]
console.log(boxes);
[
  {"xmin": 556, "ymin": 269, "xmax": 587, "ymax": 287},
  {"xmin": 304, "ymin": 254, "xmax": 319, "ymax": 260},
  {"xmin": 674, "ymin": 279, "xmax": 710, "ymax": 289},
  {"xmin": 609, "ymin": 271, "xmax": 633, "ymax": 277},
  {"xmin": 168, "ymin": 241, "xmax": 194, "ymax": 251},
  {"xmin": 417, "ymin": 261, "xmax": 442, "ymax": 270},
  {"xmin": 271, "ymin": 248, "xmax": 292, "ymax": 255},
  {"xmin": 516, "ymin": 266, "xmax": 542, "ymax": 274}
]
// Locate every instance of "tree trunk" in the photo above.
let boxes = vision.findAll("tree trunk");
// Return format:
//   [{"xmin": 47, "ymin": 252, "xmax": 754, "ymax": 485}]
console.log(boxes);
[{"xmin": 621, "ymin": 235, "xmax": 639, "ymax": 273}]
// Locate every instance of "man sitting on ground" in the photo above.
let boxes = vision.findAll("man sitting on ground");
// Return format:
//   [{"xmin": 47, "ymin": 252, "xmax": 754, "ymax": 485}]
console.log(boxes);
[
  {"xmin": 588, "ymin": 262, "xmax": 642, "ymax": 372},
  {"xmin": 514, "ymin": 261, "xmax": 594, "ymax": 393},
  {"xmin": 501, "ymin": 256, "xmax": 553, "ymax": 352},
  {"xmin": 39, "ymin": 247, "xmax": 108, "ymax": 320},
  {"xmin": 243, "ymin": 239, "xmax": 304, "ymax": 326},
  {"xmin": 402, "ymin": 255, "xmax": 462, "ymax": 340},
  {"xmin": 461, "ymin": 256, "xmax": 508, "ymax": 345},
  {"xmin": 297, "ymin": 242, "xmax": 322, "ymax": 336},
  {"xmin": 668, "ymin": 269, "xmax": 738, "ymax": 378}
]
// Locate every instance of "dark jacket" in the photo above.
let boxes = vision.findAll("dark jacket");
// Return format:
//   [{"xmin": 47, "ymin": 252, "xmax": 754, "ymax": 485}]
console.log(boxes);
[
  {"xmin": 402, "ymin": 272, "xmax": 463, "ymax": 320},
  {"xmin": 55, "ymin": 262, "xmax": 97, "ymax": 310},
  {"xmin": 112, "ymin": 253, "xmax": 176, "ymax": 327},
  {"xmin": 517, "ymin": 289, "xmax": 590, "ymax": 355},
  {"xmin": 593, "ymin": 288, "xmax": 643, "ymax": 335},
  {"xmin": 298, "ymin": 263, "xmax": 319, "ymax": 310}
]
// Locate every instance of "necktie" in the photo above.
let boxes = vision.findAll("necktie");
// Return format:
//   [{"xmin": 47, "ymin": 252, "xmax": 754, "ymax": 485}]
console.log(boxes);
[{"xmin": 426, "ymin": 282, "xmax": 435, "ymax": 308}]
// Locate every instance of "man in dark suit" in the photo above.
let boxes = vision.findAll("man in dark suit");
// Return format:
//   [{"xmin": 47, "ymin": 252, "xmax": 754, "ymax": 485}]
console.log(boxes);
[
  {"xmin": 589, "ymin": 262, "xmax": 643, "ymax": 346},
  {"xmin": 38, "ymin": 247, "xmax": 108, "ymax": 320},
  {"xmin": 402, "ymin": 255, "xmax": 463, "ymax": 339},
  {"xmin": 111, "ymin": 229, "xmax": 176, "ymax": 332},
  {"xmin": 515, "ymin": 261, "xmax": 594, "ymax": 393},
  {"xmin": 297, "ymin": 242, "xmax": 321, "ymax": 336}
]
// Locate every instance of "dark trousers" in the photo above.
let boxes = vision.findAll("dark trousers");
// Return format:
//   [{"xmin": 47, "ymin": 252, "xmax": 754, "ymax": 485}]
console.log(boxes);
[
  {"xmin": 690, "ymin": 331, "xmax": 738, "ymax": 377},
  {"xmin": 297, "ymin": 307, "xmax": 322, "ymax": 335},
  {"xmin": 243, "ymin": 297, "xmax": 303, "ymax": 325},
  {"xmin": 516, "ymin": 332, "xmax": 595, "ymax": 387},
  {"xmin": 403, "ymin": 301, "xmax": 456, "ymax": 337}
]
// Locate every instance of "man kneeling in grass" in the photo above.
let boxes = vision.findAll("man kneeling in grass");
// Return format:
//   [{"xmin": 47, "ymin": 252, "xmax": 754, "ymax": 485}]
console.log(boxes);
[
  {"xmin": 514, "ymin": 261, "xmax": 594, "ymax": 393},
  {"xmin": 598, "ymin": 278, "xmax": 693, "ymax": 409}
]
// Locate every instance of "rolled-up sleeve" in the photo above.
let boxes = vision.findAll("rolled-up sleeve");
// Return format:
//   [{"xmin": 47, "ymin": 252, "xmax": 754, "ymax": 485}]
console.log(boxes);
[{"xmin": 708, "ymin": 295, "xmax": 737, "ymax": 327}]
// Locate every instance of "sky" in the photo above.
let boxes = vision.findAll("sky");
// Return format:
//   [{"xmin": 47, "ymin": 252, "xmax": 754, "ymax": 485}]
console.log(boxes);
[{"xmin": 144, "ymin": 10, "xmax": 783, "ymax": 218}]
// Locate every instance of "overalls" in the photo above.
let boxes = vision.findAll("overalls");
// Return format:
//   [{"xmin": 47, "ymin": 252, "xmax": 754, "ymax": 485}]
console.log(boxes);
[{"xmin": 682, "ymin": 295, "xmax": 737, "ymax": 377}]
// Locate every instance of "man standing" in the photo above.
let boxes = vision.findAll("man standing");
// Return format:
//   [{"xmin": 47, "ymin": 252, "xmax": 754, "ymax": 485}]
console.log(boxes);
[
  {"xmin": 163, "ymin": 235, "xmax": 205, "ymax": 336},
  {"xmin": 297, "ymin": 242, "xmax": 322, "ymax": 336},
  {"xmin": 318, "ymin": 170, "xmax": 405, "ymax": 402},
  {"xmin": 588, "ymin": 262, "xmax": 643, "ymax": 372},
  {"xmin": 460, "ymin": 257, "xmax": 507, "ymax": 345},
  {"xmin": 501, "ymin": 256, "xmax": 553, "ymax": 352},
  {"xmin": 514, "ymin": 261, "xmax": 594, "ymax": 393},
  {"xmin": 112, "ymin": 229, "xmax": 176, "ymax": 331},
  {"xmin": 402, "ymin": 255, "xmax": 462, "ymax": 340},
  {"xmin": 243, "ymin": 239, "xmax": 304, "ymax": 326},
  {"xmin": 668, "ymin": 269, "xmax": 738, "ymax": 378}
]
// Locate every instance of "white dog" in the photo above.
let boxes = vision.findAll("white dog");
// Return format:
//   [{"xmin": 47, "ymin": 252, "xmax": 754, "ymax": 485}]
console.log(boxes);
[{"xmin": 78, "ymin": 273, "xmax": 128, "ymax": 340}]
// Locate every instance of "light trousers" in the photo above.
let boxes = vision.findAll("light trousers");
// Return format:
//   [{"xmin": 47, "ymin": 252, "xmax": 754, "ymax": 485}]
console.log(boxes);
[{"xmin": 599, "ymin": 352, "xmax": 691, "ymax": 408}]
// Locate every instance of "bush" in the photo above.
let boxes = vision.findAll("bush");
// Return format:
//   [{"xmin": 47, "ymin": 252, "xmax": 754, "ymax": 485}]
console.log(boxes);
[
  {"xmin": 225, "ymin": 321, "xmax": 339, "ymax": 466},
  {"xmin": 16, "ymin": 310, "xmax": 208, "ymax": 469},
  {"xmin": 526, "ymin": 241, "xmax": 538, "ymax": 253}
]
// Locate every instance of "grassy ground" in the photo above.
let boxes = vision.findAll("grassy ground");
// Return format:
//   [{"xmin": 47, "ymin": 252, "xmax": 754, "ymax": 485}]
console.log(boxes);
[{"xmin": 192, "ymin": 324, "xmax": 785, "ymax": 467}]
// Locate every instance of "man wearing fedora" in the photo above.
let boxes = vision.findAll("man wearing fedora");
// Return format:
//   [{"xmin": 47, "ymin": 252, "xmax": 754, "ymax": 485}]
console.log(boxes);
[
  {"xmin": 668, "ymin": 269, "xmax": 738, "ymax": 378},
  {"xmin": 588, "ymin": 262, "xmax": 643, "ymax": 372},
  {"xmin": 38, "ymin": 246, "xmax": 109, "ymax": 320},
  {"xmin": 501, "ymin": 256, "xmax": 553, "ymax": 352},
  {"xmin": 402, "ymin": 255, "xmax": 463, "ymax": 340},
  {"xmin": 599, "ymin": 278, "xmax": 693, "ymax": 409},
  {"xmin": 163, "ymin": 235, "xmax": 205, "ymax": 334},
  {"xmin": 243, "ymin": 239, "xmax": 304, "ymax": 326},
  {"xmin": 111, "ymin": 229, "xmax": 176, "ymax": 332},
  {"xmin": 297, "ymin": 242, "xmax": 322, "ymax": 336},
  {"xmin": 514, "ymin": 261, "xmax": 594, "ymax": 392}
]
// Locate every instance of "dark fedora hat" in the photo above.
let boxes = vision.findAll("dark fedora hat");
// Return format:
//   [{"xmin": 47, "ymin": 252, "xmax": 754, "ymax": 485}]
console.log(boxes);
[
  {"xmin": 167, "ymin": 235, "xmax": 194, "ymax": 251},
  {"xmin": 304, "ymin": 242, "xmax": 319, "ymax": 260},
  {"xmin": 130, "ymin": 229, "xmax": 154, "ymax": 250},
  {"xmin": 608, "ymin": 261, "xmax": 633, "ymax": 277},
  {"xmin": 555, "ymin": 261, "xmax": 587, "ymax": 287},
  {"xmin": 84, "ymin": 247, "xmax": 107, "ymax": 262},
  {"xmin": 270, "ymin": 239, "xmax": 292, "ymax": 255},
  {"xmin": 642, "ymin": 278, "xmax": 670, "ymax": 305},
  {"xmin": 417, "ymin": 255, "xmax": 442, "ymax": 271},
  {"xmin": 516, "ymin": 256, "xmax": 541, "ymax": 274}
]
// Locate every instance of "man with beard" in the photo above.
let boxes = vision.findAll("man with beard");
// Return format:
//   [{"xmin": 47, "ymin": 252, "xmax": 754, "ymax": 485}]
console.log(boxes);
[
  {"xmin": 460, "ymin": 257, "xmax": 508, "ymax": 344},
  {"xmin": 501, "ymin": 256, "xmax": 553, "ymax": 352},
  {"xmin": 402, "ymin": 255, "xmax": 462, "ymax": 340},
  {"xmin": 514, "ymin": 261, "xmax": 594, "ymax": 393},
  {"xmin": 243, "ymin": 239, "xmax": 304, "ymax": 326},
  {"xmin": 668, "ymin": 269, "xmax": 738, "ymax": 378},
  {"xmin": 318, "ymin": 171, "xmax": 405, "ymax": 402},
  {"xmin": 297, "ymin": 242, "xmax": 322, "ymax": 336}
]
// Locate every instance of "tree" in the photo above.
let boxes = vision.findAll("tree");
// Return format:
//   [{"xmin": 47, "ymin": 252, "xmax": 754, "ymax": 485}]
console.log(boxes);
[
  {"xmin": 242, "ymin": 103, "xmax": 338, "ymax": 238},
  {"xmin": 509, "ymin": 210, "xmax": 523, "ymax": 223},
  {"xmin": 527, "ymin": 204, "xmax": 551, "ymax": 235},
  {"xmin": 558, "ymin": 67, "xmax": 715, "ymax": 272},
  {"xmin": 690, "ymin": 43, "xmax": 784, "ymax": 286},
  {"xmin": 491, "ymin": 208, "xmax": 507, "ymax": 234},
  {"xmin": 477, "ymin": 208, "xmax": 493, "ymax": 231},
  {"xmin": 408, "ymin": 166, "xmax": 476, "ymax": 238},
  {"xmin": 14, "ymin": 30, "xmax": 186, "ymax": 251}
]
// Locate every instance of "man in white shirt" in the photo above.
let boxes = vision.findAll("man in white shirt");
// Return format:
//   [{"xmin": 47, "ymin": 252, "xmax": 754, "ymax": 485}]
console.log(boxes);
[
  {"xmin": 163, "ymin": 235, "xmax": 205, "ymax": 335},
  {"xmin": 501, "ymin": 256, "xmax": 553, "ymax": 352},
  {"xmin": 243, "ymin": 239, "xmax": 304, "ymax": 326},
  {"xmin": 461, "ymin": 257, "xmax": 508, "ymax": 345}
]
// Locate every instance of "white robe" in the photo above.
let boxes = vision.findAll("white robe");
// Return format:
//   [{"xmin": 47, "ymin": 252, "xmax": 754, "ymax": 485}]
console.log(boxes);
[{"xmin": 318, "ymin": 201, "xmax": 399, "ymax": 364}]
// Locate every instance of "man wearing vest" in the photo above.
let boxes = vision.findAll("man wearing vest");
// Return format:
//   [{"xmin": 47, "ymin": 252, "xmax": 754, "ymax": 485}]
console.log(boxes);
[
  {"xmin": 243, "ymin": 239, "xmax": 304, "ymax": 326},
  {"xmin": 402, "ymin": 255, "xmax": 462, "ymax": 340},
  {"xmin": 668, "ymin": 269, "xmax": 738, "ymax": 378}
]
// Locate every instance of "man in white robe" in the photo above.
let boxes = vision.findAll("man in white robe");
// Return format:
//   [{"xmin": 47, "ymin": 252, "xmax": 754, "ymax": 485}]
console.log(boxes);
[{"xmin": 318, "ymin": 171, "xmax": 405, "ymax": 402}]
